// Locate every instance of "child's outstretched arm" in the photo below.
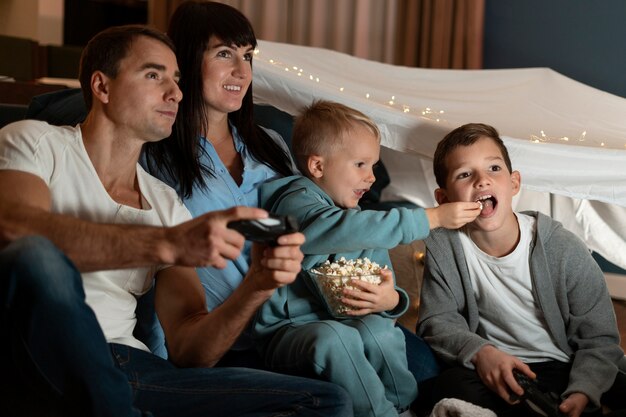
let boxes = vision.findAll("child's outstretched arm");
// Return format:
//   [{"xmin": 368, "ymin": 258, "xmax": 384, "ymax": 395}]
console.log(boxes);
[
  {"xmin": 340, "ymin": 269, "xmax": 399, "ymax": 315},
  {"xmin": 425, "ymin": 201, "xmax": 481, "ymax": 229}
]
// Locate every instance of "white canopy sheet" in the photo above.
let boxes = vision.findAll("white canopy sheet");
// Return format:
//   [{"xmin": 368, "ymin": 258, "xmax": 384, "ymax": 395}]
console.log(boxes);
[{"xmin": 252, "ymin": 40, "xmax": 626, "ymax": 275}]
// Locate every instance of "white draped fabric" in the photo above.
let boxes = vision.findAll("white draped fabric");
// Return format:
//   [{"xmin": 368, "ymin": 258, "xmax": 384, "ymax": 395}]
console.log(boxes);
[{"xmin": 252, "ymin": 40, "xmax": 626, "ymax": 276}]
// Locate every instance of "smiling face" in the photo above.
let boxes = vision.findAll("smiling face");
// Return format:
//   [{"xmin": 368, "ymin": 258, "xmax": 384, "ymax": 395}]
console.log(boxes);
[
  {"xmin": 103, "ymin": 36, "xmax": 182, "ymax": 142},
  {"xmin": 201, "ymin": 36, "xmax": 253, "ymax": 117},
  {"xmin": 435, "ymin": 136, "xmax": 521, "ymax": 234},
  {"xmin": 309, "ymin": 122, "xmax": 380, "ymax": 209}
]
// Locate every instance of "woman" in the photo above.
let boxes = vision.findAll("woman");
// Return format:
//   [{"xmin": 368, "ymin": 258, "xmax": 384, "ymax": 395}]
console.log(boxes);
[{"xmin": 141, "ymin": 0, "xmax": 295, "ymax": 365}]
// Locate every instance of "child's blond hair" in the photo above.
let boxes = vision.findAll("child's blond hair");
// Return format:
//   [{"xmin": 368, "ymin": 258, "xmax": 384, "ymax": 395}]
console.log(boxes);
[{"xmin": 291, "ymin": 100, "xmax": 380, "ymax": 176}]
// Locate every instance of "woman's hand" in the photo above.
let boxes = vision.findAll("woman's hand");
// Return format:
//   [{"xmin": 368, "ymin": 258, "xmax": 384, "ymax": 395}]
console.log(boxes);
[{"xmin": 340, "ymin": 269, "xmax": 399, "ymax": 315}]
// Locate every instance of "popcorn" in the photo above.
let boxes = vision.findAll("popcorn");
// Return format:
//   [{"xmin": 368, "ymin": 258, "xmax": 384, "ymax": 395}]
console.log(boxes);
[
  {"xmin": 310, "ymin": 257, "xmax": 386, "ymax": 317},
  {"xmin": 311, "ymin": 257, "xmax": 385, "ymax": 276}
]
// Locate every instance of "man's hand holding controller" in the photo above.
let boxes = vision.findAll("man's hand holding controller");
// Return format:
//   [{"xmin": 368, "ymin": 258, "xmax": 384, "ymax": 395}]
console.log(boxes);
[{"xmin": 227, "ymin": 214, "xmax": 299, "ymax": 245}]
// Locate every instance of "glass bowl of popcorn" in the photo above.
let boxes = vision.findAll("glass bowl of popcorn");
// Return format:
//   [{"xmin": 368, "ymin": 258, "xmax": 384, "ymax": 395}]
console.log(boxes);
[{"xmin": 309, "ymin": 257, "xmax": 385, "ymax": 318}]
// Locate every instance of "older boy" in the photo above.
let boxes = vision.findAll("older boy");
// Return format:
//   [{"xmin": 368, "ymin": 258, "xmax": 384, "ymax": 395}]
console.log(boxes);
[
  {"xmin": 0, "ymin": 26, "xmax": 351, "ymax": 417},
  {"xmin": 417, "ymin": 123, "xmax": 626, "ymax": 417}
]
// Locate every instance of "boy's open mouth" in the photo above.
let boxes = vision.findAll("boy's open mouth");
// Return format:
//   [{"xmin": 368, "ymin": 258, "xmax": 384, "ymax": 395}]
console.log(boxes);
[{"xmin": 476, "ymin": 194, "xmax": 497, "ymax": 216}]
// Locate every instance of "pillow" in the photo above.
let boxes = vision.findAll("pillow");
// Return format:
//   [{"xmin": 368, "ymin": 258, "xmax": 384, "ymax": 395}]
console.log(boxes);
[{"xmin": 26, "ymin": 88, "xmax": 86, "ymax": 126}]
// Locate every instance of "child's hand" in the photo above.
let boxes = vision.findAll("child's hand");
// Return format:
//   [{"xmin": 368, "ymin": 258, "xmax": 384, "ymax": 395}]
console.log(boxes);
[
  {"xmin": 558, "ymin": 392, "xmax": 589, "ymax": 417},
  {"xmin": 425, "ymin": 202, "xmax": 481, "ymax": 229},
  {"xmin": 472, "ymin": 344, "xmax": 536, "ymax": 404},
  {"xmin": 340, "ymin": 269, "xmax": 398, "ymax": 315}
]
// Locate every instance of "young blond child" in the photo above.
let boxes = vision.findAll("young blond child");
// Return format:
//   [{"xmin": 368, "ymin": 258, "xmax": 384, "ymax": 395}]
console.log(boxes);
[
  {"xmin": 417, "ymin": 123, "xmax": 626, "ymax": 417},
  {"xmin": 253, "ymin": 100, "xmax": 480, "ymax": 417}
]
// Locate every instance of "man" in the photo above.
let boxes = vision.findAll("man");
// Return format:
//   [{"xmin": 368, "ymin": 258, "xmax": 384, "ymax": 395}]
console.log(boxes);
[{"xmin": 0, "ymin": 25, "xmax": 352, "ymax": 417}]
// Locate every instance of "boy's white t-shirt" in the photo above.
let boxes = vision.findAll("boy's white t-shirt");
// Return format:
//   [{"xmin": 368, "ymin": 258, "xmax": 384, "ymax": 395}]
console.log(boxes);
[
  {"xmin": 459, "ymin": 212, "xmax": 570, "ymax": 363},
  {"xmin": 0, "ymin": 120, "xmax": 192, "ymax": 351}
]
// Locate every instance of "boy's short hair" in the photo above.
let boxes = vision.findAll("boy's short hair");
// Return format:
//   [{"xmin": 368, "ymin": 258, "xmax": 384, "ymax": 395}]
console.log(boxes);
[
  {"xmin": 291, "ymin": 100, "xmax": 380, "ymax": 175},
  {"xmin": 79, "ymin": 25, "xmax": 175, "ymax": 111},
  {"xmin": 433, "ymin": 123, "xmax": 513, "ymax": 188}
]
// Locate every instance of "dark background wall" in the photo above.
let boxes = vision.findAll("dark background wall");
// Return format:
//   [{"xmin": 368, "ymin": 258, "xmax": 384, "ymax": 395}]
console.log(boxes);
[
  {"xmin": 64, "ymin": 0, "xmax": 147, "ymax": 47},
  {"xmin": 60, "ymin": 0, "xmax": 626, "ymax": 100},
  {"xmin": 483, "ymin": 0, "xmax": 626, "ymax": 99}
]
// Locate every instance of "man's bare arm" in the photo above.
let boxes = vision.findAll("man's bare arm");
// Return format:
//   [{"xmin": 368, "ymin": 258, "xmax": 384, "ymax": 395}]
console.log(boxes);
[
  {"xmin": 156, "ymin": 234, "xmax": 305, "ymax": 367},
  {"xmin": 0, "ymin": 170, "xmax": 267, "ymax": 271}
]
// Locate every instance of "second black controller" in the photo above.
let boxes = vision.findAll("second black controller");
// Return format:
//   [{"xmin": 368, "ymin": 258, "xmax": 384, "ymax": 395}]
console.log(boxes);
[{"xmin": 511, "ymin": 369, "xmax": 565, "ymax": 417}]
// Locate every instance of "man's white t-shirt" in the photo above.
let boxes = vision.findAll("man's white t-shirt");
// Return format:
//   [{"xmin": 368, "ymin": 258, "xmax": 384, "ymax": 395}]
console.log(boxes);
[{"xmin": 0, "ymin": 120, "xmax": 192, "ymax": 351}]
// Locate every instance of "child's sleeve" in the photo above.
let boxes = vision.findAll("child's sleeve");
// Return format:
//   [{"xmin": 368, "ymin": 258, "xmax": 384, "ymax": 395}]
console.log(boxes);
[
  {"xmin": 552, "ymin": 227, "xmax": 624, "ymax": 407},
  {"xmin": 417, "ymin": 235, "xmax": 491, "ymax": 368},
  {"xmin": 276, "ymin": 190, "xmax": 430, "ymax": 255},
  {"xmin": 380, "ymin": 286, "xmax": 410, "ymax": 319}
]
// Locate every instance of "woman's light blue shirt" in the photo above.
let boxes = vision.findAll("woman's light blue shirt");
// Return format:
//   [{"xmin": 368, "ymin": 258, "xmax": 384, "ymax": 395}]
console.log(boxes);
[{"xmin": 187, "ymin": 126, "xmax": 293, "ymax": 313}]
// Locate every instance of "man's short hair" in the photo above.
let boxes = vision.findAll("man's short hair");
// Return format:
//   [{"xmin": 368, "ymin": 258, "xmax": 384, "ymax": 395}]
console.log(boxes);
[
  {"xmin": 78, "ymin": 25, "xmax": 175, "ymax": 111},
  {"xmin": 433, "ymin": 123, "xmax": 513, "ymax": 188},
  {"xmin": 291, "ymin": 100, "xmax": 380, "ymax": 175}
]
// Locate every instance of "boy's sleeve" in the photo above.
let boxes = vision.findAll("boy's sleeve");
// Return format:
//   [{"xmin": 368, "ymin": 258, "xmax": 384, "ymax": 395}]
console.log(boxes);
[
  {"xmin": 551, "ymin": 227, "xmax": 624, "ymax": 407},
  {"xmin": 267, "ymin": 183, "xmax": 430, "ymax": 255},
  {"xmin": 417, "ymin": 234, "xmax": 491, "ymax": 368},
  {"xmin": 380, "ymin": 286, "xmax": 409, "ymax": 319}
]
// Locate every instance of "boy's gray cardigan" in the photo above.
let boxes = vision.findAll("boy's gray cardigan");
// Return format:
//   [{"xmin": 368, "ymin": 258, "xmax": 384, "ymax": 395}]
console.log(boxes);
[{"xmin": 417, "ymin": 211, "xmax": 626, "ymax": 407}]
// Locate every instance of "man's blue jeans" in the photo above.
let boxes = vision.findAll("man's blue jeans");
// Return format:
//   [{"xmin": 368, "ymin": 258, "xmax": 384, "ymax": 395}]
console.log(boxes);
[
  {"xmin": 109, "ymin": 342, "xmax": 353, "ymax": 416},
  {"xmin": 1, "ymin": 236, "xmax": 353, "ymax": 417}
]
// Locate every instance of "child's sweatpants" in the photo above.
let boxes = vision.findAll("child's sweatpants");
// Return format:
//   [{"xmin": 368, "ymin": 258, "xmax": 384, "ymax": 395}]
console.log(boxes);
[{"xmin": 262, "ymin": 314, "xmax": 418, "ymax": 417}]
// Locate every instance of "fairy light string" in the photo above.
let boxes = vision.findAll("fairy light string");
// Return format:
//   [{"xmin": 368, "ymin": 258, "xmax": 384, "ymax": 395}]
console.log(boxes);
[
  {"xmin": 256, "ymin": 48, "xmax": 622, "ymax": 149},
  {"xmin": 257, "ymin": 48, "xmax": 447, "ymax": 124}
]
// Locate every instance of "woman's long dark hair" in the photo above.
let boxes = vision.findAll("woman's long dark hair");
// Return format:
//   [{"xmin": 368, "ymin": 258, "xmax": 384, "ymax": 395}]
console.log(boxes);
[{"xmin": 144, "ymin": 1, "xmax": 293, "ymax": 198}]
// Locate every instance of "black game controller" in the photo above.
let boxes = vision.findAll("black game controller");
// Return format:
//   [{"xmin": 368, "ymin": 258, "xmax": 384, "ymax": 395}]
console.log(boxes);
[
  {"xmin": 511, "ymin": 369, "xmax": 565, "ymax": 417},
  {"xmin": 227, "ymin": 214, "xmax": 298, "ymax": 244}
]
